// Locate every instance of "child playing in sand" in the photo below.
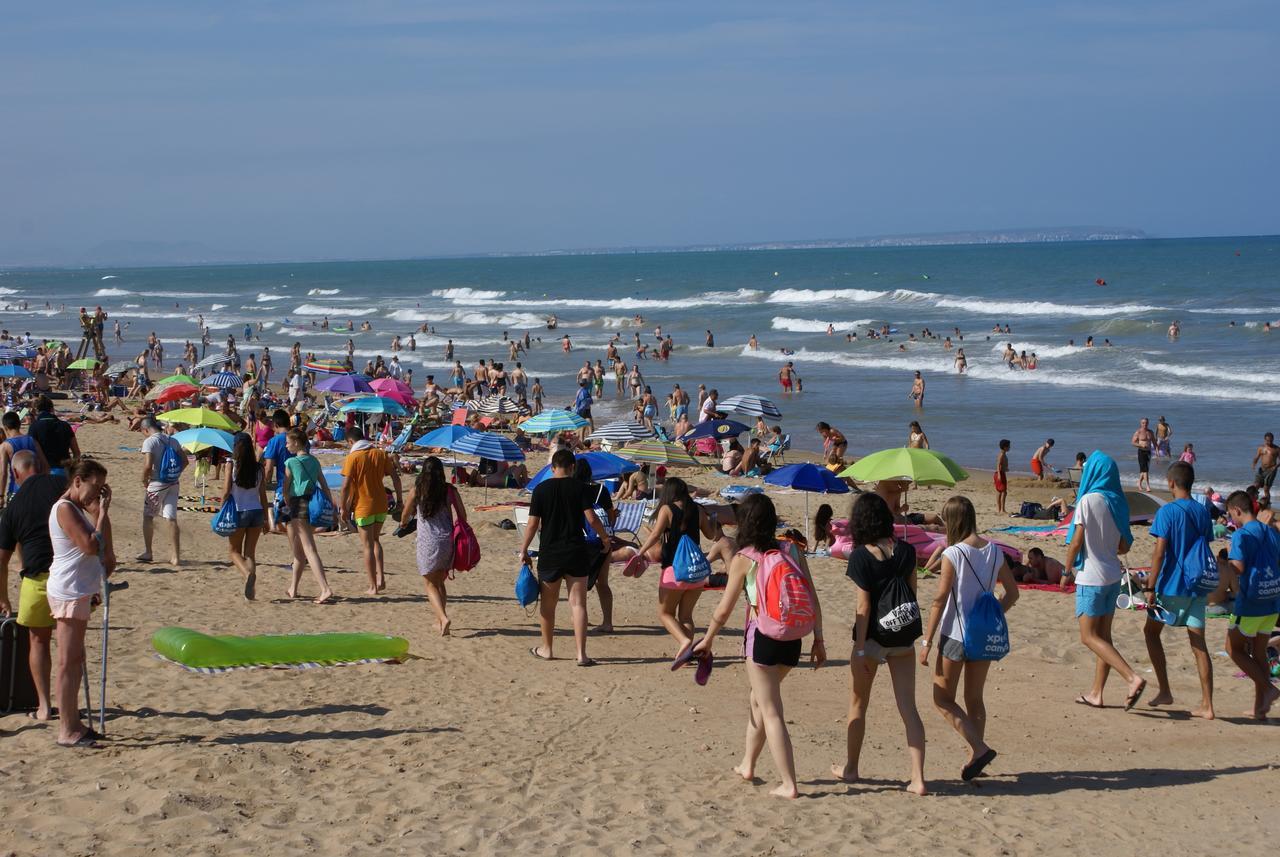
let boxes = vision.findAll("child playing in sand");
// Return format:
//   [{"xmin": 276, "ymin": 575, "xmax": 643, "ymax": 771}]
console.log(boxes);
[{"xmin": 1223, "ymin": 491, "xmax": 1280, "ymax": 720}]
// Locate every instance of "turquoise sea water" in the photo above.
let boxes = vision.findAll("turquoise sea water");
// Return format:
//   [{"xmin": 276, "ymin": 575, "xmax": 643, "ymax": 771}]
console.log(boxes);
[{"xmin": 3, "ymin": 236, "xmax": 1277, "ymax": 488}]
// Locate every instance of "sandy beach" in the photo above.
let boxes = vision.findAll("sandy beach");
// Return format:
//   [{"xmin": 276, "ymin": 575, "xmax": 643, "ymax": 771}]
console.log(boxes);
[{"xmin": 1, "ymin": 417, "xmax": 1277, "ymax": 857}]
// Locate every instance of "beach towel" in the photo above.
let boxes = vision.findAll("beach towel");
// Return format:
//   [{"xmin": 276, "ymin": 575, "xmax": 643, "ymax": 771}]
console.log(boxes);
[
  {"xmin": 1064, "ymin": 451, "xmax": 1132, "ymax": 571},
  {"xmin": 1018, "ymin": 582, "xmax": 1077, "ymax": 594}
]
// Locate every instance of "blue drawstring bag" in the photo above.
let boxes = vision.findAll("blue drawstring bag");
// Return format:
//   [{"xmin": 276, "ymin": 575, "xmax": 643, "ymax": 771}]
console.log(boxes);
[
  {"xmin": 515, "ymin": 562, "xmax": 539, "ymax": 608},
  {"xmin": 158, "ymin": 438, "xmax": 185, "ymax": 484},
  {"xmin": 671, "ymin": 535, "xmax": 711, "ymax": 584},
  {"xmin": 332, "ymin": 424, "xmax": 345, "ymax": 442},
  {"xmin": 308, "ymin": 490, "xmax": 336, "ymax": 529},
  {"xmin": 211, "ymin": 495, "xmax": 239, "ymax": 537},
  {"xmin": 956, "ymin": 550, "xmax": 1009, "ymax": 661}
]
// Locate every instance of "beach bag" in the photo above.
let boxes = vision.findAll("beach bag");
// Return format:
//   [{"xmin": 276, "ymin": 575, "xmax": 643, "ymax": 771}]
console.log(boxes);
[
  {"xmin": 211, "ymin": 495, "xmax": 238, "ymax": 537},
  {"xmin": 307, "ymin": 489, "xmax": 336, "ymax": 530},
  {"xmin": 450, "ymin": 490, "xmax": 480, "ymax": 572},
  {"xmin": 1019, "ymin": 501, "xmax": 1042, "ymax": 519},
  {"xmin": 332, "ymin": 424, "xmax": 345, "ymax": 442},
  {"xmin": 1177, "ymin": 504, "xmax": 1219, "ymax": 596},
  {"xmin": 752, "ymin": 546, "xmax": 817, "ymax": 641},
  {"xmin": 873, "ymin": 545, "xmax": 921, "ymax": 646},
  {"xmin": 1243, "ymin": 526, "xmax": 1280, "ymax": 602},
  {"xmin": 955, "ymin": 550, "xmax": 1009, "ymax": 661},
  {"xmin": 671, "ymin": 534, "xmax": 711, "ymax": 584},
  {"xmin": 158, "ymin": 438, "xmax": 184, "ymax": 484},
  {"xmin": 515, "ymin": 562, "xmax": 539, "ymax": 608}
]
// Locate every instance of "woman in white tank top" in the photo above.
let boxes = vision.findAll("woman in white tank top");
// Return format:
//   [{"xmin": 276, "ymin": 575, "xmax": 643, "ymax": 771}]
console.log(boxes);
[
  {"xmin": 46, "ymin": 459, "xmax": 115, "ymax": 748},
  {"xmin": 919, "ymin": 495, "xmax": 1018, "ymax": 782}
]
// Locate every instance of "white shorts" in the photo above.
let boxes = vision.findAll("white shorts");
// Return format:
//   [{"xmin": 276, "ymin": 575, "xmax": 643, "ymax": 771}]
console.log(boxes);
[{"xmin": 145, "ymin": 483, "xmax": 179, "ymax": 520}]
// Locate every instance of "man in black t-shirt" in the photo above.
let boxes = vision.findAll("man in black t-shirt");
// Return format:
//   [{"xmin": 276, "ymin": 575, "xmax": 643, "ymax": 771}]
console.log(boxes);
[
  {"xmin": 519, "ymin": 449, "xmax": 610, "ymax": 666},
  {"xmin": 28, "ymin": 395, "xmax": 80, "ymax": 474},
  {"xmin": 0, "ymin": 451, "xmax": 68, "ymax": 721}
]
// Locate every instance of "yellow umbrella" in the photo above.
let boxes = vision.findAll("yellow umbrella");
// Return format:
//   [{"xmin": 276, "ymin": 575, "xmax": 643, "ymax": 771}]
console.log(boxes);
[{"xmin": 157, "ymin": 407, "xmax": 238, "ymax": 431}]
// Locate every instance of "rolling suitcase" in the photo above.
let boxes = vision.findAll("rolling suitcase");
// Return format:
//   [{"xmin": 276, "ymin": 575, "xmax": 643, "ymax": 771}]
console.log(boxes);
[{"xmin": 1, "ymin": 615, "xmax": 38, "ymax": 713}]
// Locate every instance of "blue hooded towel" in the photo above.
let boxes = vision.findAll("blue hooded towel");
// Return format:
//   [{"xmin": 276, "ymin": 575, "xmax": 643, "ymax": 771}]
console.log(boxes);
[{"xmin": 1064, "ymin": 450, "xmax": 1133, "ymax": 570}]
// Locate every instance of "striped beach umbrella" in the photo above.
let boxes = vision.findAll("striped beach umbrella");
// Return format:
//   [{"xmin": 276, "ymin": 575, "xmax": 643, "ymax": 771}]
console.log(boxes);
[
  {"xmin": 519, "ymin": 408, "xmax": 588, "ymax": 434},
  {"xmin": 304, "ymin": 359, "xmax": 350, "ymax": 375},
  {"xmin": 587, "ymin": 419, "xmax": 655, "ymax": 443},
  {"xmin": 193, "ymin": 352, "xmax": 234, "ymax": 371},
  {"xmin": 0, "ymin": 347, "xmax": 22, "ymax": 360},
  {"xmin": 448, "ymin": 431, "xmax": 525, "ymax": 462},
  {"xmin": 618, "ymin": 438, "xmax": 700, "ymax": 467},
  {"xmin": 202, "ymin": 371, "xmax": 243, "ymax": 390},
  {"xmin": 718, "ymin": 394, "xmax": 783, "ymax": 420},
  {"xmin": 339, "ymin": 396, "xmax": 408, "ymax": 416},
  {"xmin": 469, "ymin": 395, "xmax": 525, "ymax": 416}
]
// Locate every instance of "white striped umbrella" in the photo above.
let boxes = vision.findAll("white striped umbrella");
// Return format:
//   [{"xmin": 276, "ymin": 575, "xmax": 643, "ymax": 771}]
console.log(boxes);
[
  {"xmin": 718, "ymin": 394, "xmax": 782, "ymax": 420},
  {"xmin": 194, "ymin": 352, "xmax": 234, "ymax": 371},
  {"xmin": 202, "ymin": 371, "xmax": 243, "ymax": 390},
  {"xmin": 587, "ymin": 419, "xmax": 655, "ymax": 442},
  {"xmin": 470, "ymin": 395, "xmax": 525, "ymax": 416}
]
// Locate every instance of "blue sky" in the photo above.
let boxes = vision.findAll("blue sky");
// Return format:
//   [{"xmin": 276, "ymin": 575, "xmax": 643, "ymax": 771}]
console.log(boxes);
[{"xmin": 2, "ymin": 1, "xmax": 1277, "ymax": 264}]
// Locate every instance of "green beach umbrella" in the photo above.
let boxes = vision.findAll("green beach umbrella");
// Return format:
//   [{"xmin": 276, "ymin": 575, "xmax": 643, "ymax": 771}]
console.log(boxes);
[
  {"xmin": 157, "ymin": 407, "xmax": 238, "ymax": 431},
  {"xmin": 45, "ymin": 340, "xmax": 64, "ymax": 349},
  {"xmin": 839, "ymin": 447, "xmax": 969, "ymax": 487},
  {"xmin": 618, "ymin": 438, "xmax": 700, "ymax": 467},
  {"xmin": 157, "ymin": 373, "xmax": 200, "ymax": 387},
  {"xmin": 67, "ymin": 358, "xmax": 101, "ymax": 371}
]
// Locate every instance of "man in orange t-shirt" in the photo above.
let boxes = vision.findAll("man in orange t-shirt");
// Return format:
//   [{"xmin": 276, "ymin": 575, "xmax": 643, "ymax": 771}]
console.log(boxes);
[{"xmin": 340, "ymin": 427, "xmax": 403, "ymax": 595}]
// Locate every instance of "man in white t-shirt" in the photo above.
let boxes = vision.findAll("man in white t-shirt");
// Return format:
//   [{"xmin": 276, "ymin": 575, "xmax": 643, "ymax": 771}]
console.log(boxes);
[
  {"xmin": 698, "ymin": 389, "xmax": 720, "ymax": 424},
  {"xmin": 138, "ymin": 417, "xmax": 187, "ymax": 565}
]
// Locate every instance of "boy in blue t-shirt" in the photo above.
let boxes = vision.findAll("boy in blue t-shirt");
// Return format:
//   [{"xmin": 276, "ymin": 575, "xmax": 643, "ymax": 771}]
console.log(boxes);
[
  {"xmin": 1143, "ymin": 462, "xmax": 1215, "ymax": 718},
  {"xmin": 1224, "ymin": 490, "xmax": 1280, "ymax": 720}
]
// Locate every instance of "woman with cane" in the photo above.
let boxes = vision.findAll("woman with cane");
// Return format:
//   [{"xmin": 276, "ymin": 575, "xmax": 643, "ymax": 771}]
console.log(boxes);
[{"xmin": 47, "ymin": 459, "xmax": 114, "ymax": 748}]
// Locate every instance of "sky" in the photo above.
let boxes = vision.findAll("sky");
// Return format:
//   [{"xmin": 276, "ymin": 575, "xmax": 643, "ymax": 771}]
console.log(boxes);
[{"xmin": 2, "ymin": 1, "xmax": 1278, "ymax": 265}]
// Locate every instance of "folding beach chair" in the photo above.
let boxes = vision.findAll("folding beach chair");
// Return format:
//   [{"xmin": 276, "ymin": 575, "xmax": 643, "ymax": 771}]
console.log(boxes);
[
  {"xmin": 763, "ymin": 433, "xmax": 790, "ymax": 466},
  {"xmin": 514, "ymin": 506, "xmax": 539, "ymax": 556},
  {"xmin": 608, "ymin": 501, "xmax": 649, "ymax": 547}
]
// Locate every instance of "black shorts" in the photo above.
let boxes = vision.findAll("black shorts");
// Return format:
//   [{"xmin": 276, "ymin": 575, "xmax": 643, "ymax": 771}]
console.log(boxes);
[
  {"xmin": 1138, "ymin": 449, "xmax": 1151, "ymax": 473},
  {"xmin": 749, "ymin": 627, "xmax": 802, "ymax": 668},
  {"xmin": 287, "ymin": 494, "xmax": 309, "ymax": 521}
]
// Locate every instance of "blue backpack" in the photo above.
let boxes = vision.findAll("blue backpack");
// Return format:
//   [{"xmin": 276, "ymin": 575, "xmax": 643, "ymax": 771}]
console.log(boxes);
[
  {"xmin": 158, "ymin": 438, "xmax": 184, "ymax": 485},
  {"xmin": 1242, "ymin": 525, "xmax": 1280, "ymax": 603},
  {"xmin": 672, "ymin": 534, "xmax": 711, "ymax": 584},
  {"xmin": 1170, "ymin": 503, "xmax": 1219, "ymax": 596},
  {"xmin": 955, "ymin": 548, "xmax": 1010, "ymax": 661},
  {"xmin": 211, "ymin": 495, "xmax": 239, "ymax": 537},
  {"xmin": 308, "ymin": 489, "xmax": 336, "ymax": 529},
  {"xmin": 515, "ymin": 562, "xmax": 539, "ymax": 608}
]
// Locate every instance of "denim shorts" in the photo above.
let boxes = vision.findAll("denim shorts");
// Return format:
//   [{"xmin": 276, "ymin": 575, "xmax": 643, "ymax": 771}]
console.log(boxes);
[
  {"xmin": 1075, "ymin": 582, "xmax": 1122, "ymax": 618},
  {"xmin": 237, "ymin": 509, "xmax": 265, "ymax": 529}
]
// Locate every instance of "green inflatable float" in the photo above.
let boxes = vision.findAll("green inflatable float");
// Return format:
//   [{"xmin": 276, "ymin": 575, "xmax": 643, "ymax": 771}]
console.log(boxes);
[{"xmin": 153, "ymin": 627, "xmax": 409, "ymax": 670}]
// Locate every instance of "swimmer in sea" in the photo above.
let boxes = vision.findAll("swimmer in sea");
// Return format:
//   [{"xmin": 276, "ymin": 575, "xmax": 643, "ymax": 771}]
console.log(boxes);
[
  {"xmin": 954, "ymin": 348, "xmax": 967, "ymax": 374},
  {"xmin": 748, "ymin": 334, "xmax": 758, "ymax": 350},
  {"xmin": 909, "ymin": 370, "xmax": 925, "ymax": 408},
  {"xmin": 561, "ymin": 334, "xmax": 572, "ymax": 353}
]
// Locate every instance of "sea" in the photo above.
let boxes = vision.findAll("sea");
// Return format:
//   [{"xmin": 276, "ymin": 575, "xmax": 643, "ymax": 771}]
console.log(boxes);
[{"xmin": 2, "ymin": 236, "xmax": 1277, "ymax": 489}]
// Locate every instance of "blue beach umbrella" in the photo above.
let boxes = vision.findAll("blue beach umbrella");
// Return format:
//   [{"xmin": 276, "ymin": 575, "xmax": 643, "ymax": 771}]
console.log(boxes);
[
  {"xmin": 764, "ymin": 463, "xmax": 850, "ymax": 545},
  {"xmin": 679, "ymin": 419, "xmax": 750, "ymax": 443},
  {"xmin": 448, "ymin": 431, "xmax": 525, "ymax": 462},
  {"xmin": 172, "ymin": 427, "xmax": 236, "ymax": 453},
  {"xmin": 339, "ymin": 396, "xmax": 409, "ymax": 416},
  {"xmin": 0, "ymin": 364, "xmax": 33, "ymax": 379},
  {"xmin": 524, "ymin": 451, "xmax": 639, "ymax": 491},
  {"xmin": 416, "ymin": 425, "xmax": 478, "ymax": 448}
]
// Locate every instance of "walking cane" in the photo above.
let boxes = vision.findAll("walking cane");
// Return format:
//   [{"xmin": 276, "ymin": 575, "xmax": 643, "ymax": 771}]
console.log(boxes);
[{"xmin": 98, "ymin": 576, "xmax": 129, "ymax": 735}]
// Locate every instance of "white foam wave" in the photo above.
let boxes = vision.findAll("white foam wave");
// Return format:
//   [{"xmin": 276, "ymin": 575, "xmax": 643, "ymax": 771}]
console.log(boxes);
[
  {"xmin": 0, "ymin": 287, "xmax": 20, "ymax": 295},
  {"xmin": 767, "ymin": 288, "xmax": 886, "ymax": 303},
  {"xmin": 432, "ymin": 287, "xmax": 507, "ymax": 301},
  {"xmin": 307, "ymin": 288, "xmax": 340, "ymax": 296},
  {"xmin": 292, "ymin": 304, "xmax": 376, "ymax": 317},
  {"xmin": 460, "ymin": 288, "xmax": 763, "ymax": 311},
  {"xmin": 1135, "ymin": 359, "xmax": 1276, "ymax": 387},
  {"xmin": 100, "ymin": 275, "xmax": 117, "ymax": 280},
  {"xmin": 95, "ymin": 288, "xmax": 132, "ymax": 297},
  {"xmin": 986, "ymin": 341, "xmax": 1086, "ymax": 360},
  {"xmin": 386, "ymin": 308, "xmax": 549, "ymax": 328},
  {"xmin": 257, "ymin": 293, "xmax": 286, "ymax": 302},
  {"xmin": 210, "ymin": 304, "xmax": 226, "ymax": 311},
  {"xmin": 931, "ymin": 294, "xmax": 1162, "ymax": 318},
  {"xmin": 771, "ymin": 317, "xmax": 875, "ymax": 333}
]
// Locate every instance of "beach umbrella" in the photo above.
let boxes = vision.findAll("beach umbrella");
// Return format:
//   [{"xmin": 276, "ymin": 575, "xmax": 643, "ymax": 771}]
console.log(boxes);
[
  {"xmin": 44, "ymin": 340, "xmax": 64, "ymax": 350},
  {"xmin": 524, "ymin": 451, "xmax": 639, "ymax": 491},
  {"xmin": 202, "ymin": 371, "xmax": 243, "ymax": 390},
  {"xmin": 194, "ymin": 352, "xmax": 233, "ymax": 371},
  {"xmin": 0, "ymin": 364, "xmax": 32, "ymax": 379},
  {"xmin": 415, "ymin": 425, "xmax": 478, "ymax": 448},
  {"xmin": 304, "ymin": 359, "xmax": 350, "ymax": 375},
  {"xmin": 315, "ymin": 374, "xmax": 374, "ymax": 395},
  {"xmin": 150, "ymin": 383, "xmax": 200, "ymax": 404},
  {"xmin": 718, "ymin": 394, "xmax": 783, "ymax": 420},
  {"xmin": 618, "ymin": 438, "xmax": 700, "ymax": 467},
  {"xmin": 678, "ymin": 419, "xmax": 750, "ymax": 443},
  {"xmin": 8, "ymin": 345, "xmax": 38, "ymax": 359},
  {"xmin": 764, "ymin": 463, "xmax": 851, "ymax": 545},
  {"xmin": 449, "ymin": 431, "xmax": 525, "ymax": 462},
  {"xmin": 157, "ymin": 373, "xmax": 199, "ymax": 387},
  {"xmin": 172, "ymin": 427, "xmax": 235, "ymax": 453},
  {"xmin": 103, "ymin": 360, "xmax": 136, "ymax": 377},
  {"xmin": 67, "ymin": 358, "xmax": 101, "ymax": 371},
  {"xmin": 519, "ymin": 408, "xmax": 588, "ymax": 434},
  {"xmin": 0, "ymin": 347, "xmax": 21, "ymax": 360},
  {"xmin": 1124, "ymin": 491, "xmax": 1167, "ymax": 522},
  {"xmin": 339, "ymin": 396, "xmax": 408, "ymax": 416},
  {"xmin": 587, "ymin": 419, "xmax": 655, "ymax": 443},
  {"xmin": 157, "ymin": 407, "xmax": 238, "ymax": 431},
  {"xmin": 839, "ymin": 447, "xmax": 969, "ymax": 487},
  {"xmin": 470, "ymin": 395, "xmax": 524, "ymax": 416},
  {"xmin": 370, "ymin": 377, "xmax": 414, "ymax": 397}
]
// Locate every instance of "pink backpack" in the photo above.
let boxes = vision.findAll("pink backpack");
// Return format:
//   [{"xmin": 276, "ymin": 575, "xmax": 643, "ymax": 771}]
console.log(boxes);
[
  {"xmin": 449, "ymin": 489, "xmax": 480, "ymax": 573},
  {"xmin": 747, "ymin": 545, "xmax": 817, "ymax": 641}
]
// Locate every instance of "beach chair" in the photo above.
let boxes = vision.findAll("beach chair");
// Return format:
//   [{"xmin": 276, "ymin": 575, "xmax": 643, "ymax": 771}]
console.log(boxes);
[
  {"xmin": 609, "ymin": 501, "xmax": 648, "ymax": 547},
  {"xmin": 763, "ymin": 433, "xmax": 790, "ymax": 466},
  {"xmin": 1066, "ymin": 466, "xmax": 1083, "ymax": 488},
  {"xmin": 514, "ymin": 506, "xmax": 539, "ymax": 555}
]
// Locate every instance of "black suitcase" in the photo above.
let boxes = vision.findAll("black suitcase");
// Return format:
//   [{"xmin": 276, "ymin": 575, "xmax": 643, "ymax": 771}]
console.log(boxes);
[{"xmin": 1, "ymin": 615, "xmax": 39, "ymax": 713}]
